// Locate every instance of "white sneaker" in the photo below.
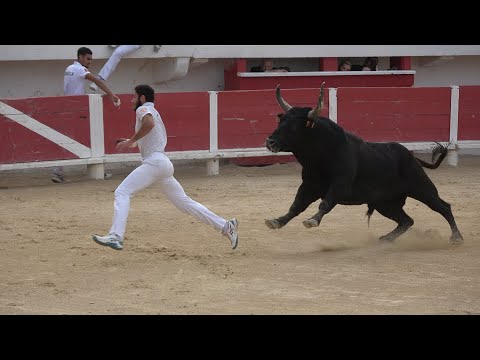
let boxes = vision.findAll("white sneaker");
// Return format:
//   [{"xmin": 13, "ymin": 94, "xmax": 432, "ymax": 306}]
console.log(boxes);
[
  {"xmin": 52, "ymin": 173, "xmax": 65, "ymax": 183},
  {"xmin": 222, "ymin": 218, "xmax": 239, "ymax": 250},
  {"xmin": 92, "ymin": 233, "xmax": 123, "ymax": 250},
  {"xmin": 89, "ymin": 82, "xmax": 98, "ymax": 92}
]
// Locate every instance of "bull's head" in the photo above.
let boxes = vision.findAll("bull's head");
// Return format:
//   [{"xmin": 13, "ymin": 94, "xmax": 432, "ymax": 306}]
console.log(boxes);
[{"xmin": 266, "ymin": 82, "xmax": 325, "ymax": 153}]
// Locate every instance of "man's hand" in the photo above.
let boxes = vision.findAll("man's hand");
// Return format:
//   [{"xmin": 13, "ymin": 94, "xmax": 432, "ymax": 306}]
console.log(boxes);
[
  {"xmin": 116, "ymin": 139, "xmax": 135, "ymax": 151},
  {"xmin": 116, "ymin": 138, "xmax": 129, "ymax": 144},
  {"xmin": 117, "ymin": 115, "xmax": 153, "ymax": 152},
  {"xmin": 110, "ymin": 94, "xmax": 121, "ymax": 107}
]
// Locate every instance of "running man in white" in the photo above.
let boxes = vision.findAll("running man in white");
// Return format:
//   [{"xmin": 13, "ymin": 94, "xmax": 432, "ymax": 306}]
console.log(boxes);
[
  {"xmin": 89, "ymin": 45, "xmax": 161, "ymax": 92},
  {"xmin": 54, "ymin": 47, "xmax": 120, "ymax": 183},
  {"xmin": 92, "ymin": 84, "xmax": 239, "ymax": 251}
]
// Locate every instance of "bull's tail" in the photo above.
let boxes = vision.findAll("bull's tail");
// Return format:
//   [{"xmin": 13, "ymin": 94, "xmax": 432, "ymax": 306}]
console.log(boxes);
[
  {"xmin": 415, "ymin": 142, "xmax": 449, "ymax": 169},
  {"xmin": 365, "ymin": 205, "xmax": 374, "ymax": 227}
]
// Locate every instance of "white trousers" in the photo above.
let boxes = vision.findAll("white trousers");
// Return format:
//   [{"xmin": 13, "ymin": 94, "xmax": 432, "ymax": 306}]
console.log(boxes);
[
  {"xmin": 109, "ymin": 152, "xmax": 227, "ymax": 238},
  {"xmin": 98, "ymin": 45, "xmax": 142, "ymax": 81}
]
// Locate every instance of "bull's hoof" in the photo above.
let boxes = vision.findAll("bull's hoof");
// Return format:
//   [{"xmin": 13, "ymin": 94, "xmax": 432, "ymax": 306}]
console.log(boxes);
[
  {"xmin": 302, "ymin": 219, "xmax": 319, "ymax": 228},
  {"xmin": 449, "ymin": 235, "xmax": 464, "ymax": 246},
  {"xmin": 379, "ymin": 234, "xmax": 395, "ymax": 242},
  {"xmin": 265, "ymin": 219, "xmax": 282, "ymax": 229}
]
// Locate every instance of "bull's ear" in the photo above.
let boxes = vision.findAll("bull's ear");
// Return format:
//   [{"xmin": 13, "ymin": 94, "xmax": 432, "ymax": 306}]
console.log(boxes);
[{"xmin": 276, "ymin": 113, "xmax": 283, "ymax": 123}]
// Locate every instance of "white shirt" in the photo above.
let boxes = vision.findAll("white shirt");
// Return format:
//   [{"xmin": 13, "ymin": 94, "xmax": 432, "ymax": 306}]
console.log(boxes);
[
  {"xmin": 64, "ymin": 61, "xmax": 91, "ymax": 95},
  {"xmin": 135, "ymin": 102, "xmax": 167, "ymax": 159}
]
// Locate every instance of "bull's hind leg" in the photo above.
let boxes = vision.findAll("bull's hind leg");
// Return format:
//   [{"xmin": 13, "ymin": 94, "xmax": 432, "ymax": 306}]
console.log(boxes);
[
  {"xmin": 410, "ymin": 194, "xmax": 463, "ymax": 245},
  {"xmin": 374, "ymin": 198, "xmax": 414, "ymax": 242}
]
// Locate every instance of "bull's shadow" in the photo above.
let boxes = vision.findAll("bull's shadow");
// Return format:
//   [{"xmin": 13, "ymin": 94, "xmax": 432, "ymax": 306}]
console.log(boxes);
[{"xmin": 264, "ymin": 82, "xmax": 464, "ymax": 246}]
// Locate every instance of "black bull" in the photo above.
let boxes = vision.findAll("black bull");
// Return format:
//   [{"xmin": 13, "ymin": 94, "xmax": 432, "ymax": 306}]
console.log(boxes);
[{"xmin": 264, "ymin": 83, "xmax": 464, "ymax": 245}]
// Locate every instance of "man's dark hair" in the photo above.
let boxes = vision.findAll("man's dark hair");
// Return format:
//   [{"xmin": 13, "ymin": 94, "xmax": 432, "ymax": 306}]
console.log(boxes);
[
  {"xmin": 338, "ymin": 59, "xmax": 351, "ymax": 70},
  {"xmin": 77, "ymin": 47, "xmax": 92, "ymax": 58},
  {"xmin": 363, "ymin": 57, "xmax": 378, "ymax": 71},
  {"xmin": 135, "ymin": 84, "xmax": 155, "ymax": 102}
]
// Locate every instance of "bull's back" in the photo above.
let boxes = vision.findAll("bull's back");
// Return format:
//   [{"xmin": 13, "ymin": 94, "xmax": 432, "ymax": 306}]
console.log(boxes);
[
  {"xmin": 349, "ymin": 141, "xmax": 413, "ymax": 201},
  {"xmin": 356, "ymin": 141, "xmax": 410, "ymax": 181}
]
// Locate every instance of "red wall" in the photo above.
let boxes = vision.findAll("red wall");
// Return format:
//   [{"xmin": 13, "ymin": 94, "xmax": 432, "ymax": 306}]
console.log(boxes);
[
  {"xmin": 337, "ymin": 87, "xmax": 451, "ymax": 142},
  {"xmin": 3, "ymin": 86, "xmax": 480, "ymax": 167},
  {"xmin": 102, "ymin": 92, "xmax": 210, "ymax": 155},
  {"xmin": 458, "ymin": 86, "xmax": 480, "ymax": 140},
  {"xmin": 0, "ymin": 96, "xmax": 90, "ymax": 164},
  {"xmin": 217, "ymin": 88, "xmax": 329, "ymax": 149},
  {"xmin": 218, "ymin": 88, "xmax": 329, "ymax": 165}
]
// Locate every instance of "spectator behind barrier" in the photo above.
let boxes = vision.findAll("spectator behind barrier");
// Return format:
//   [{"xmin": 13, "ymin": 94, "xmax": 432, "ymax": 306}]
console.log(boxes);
[
  {"xmin": 362, "ymin": 57, "xmax": 379, "ymax": 71},
  {"xmin": 251, "ymin": 59, "xmax": 290, "ymax": 73},
  {"xmin": 338, "ymin": 59, "xmax": 352, "ymax": 71}
]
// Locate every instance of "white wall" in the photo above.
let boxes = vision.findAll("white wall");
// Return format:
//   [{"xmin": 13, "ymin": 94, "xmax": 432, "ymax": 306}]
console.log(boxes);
[
  {"xmin": 153, "ymin": 59, "xmax": 224, "ymax": 92},
  {"xmin": 0, "ymin": 60, "xmax": 69, "ymax": 98},
  {"xmin": 0, "ymin": 59, "xmax": 225, "ymax": 98},
  {"xmin": 2, "ymin": 54, "xmax": 480, "ymax": 99},
  {"xmin": 413, "ymin": 55, "xmax": 480, "ymax": 87}
]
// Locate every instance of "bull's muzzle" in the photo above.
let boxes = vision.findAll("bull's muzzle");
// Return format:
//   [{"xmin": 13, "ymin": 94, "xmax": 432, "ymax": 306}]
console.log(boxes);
[{"xmin": 266, "ymin": 137, "xmax": 279, "ymax": 152}]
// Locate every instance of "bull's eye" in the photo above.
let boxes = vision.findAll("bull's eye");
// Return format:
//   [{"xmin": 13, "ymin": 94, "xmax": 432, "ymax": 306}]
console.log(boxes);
[{"xmin": 276, "ymin": 115, "xmax": 285, "ymax": 124}]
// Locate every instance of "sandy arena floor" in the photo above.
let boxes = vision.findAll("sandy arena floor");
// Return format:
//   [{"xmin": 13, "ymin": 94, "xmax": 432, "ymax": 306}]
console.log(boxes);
[{"xmin": 1, "ymin": 156, "xmax": 479, "ymax": 314}]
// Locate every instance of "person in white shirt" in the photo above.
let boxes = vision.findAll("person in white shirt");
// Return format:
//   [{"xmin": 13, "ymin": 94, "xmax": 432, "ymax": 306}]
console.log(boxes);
[
  {"xmin": 53, "ymin": 47, "xmax": 121, "ymax": 184},
  {"xmin": 92, "ymin": 84, "xmax": 239, "ymax": 251},
  {"xmin": 89, "ymin": 45, "xmax": 161, "ymax": 92}
]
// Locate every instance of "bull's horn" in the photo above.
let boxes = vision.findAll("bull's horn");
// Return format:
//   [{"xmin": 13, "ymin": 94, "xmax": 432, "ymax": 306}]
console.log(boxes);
[
  {"xmin": 275, "ymin": 85, "xmax": 292, "ymax": 112},
  {"xmin": 308, "ymin": 81, "xmax": 325, "ymax": 120}
]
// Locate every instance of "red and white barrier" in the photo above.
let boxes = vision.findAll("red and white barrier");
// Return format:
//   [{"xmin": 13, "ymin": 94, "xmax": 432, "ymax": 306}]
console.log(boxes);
[{"xmin": 2, "ymin": 86, "xmax": 480, "ymax": 177}]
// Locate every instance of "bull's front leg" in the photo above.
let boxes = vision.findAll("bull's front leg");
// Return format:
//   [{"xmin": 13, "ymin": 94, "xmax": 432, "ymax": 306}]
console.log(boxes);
[
  {"xmin": 265, "ymin": 182, "xmax": 319, "ymax": 229},
  {"xmin": 303, "ymin": 181, "xmax": 350, "ymax": 228}
]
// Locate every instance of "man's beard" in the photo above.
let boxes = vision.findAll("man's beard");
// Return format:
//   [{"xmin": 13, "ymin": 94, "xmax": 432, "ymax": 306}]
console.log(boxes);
[{"xmin": 134, "ymin": 99, "xmax": 142, "ymax": 111}]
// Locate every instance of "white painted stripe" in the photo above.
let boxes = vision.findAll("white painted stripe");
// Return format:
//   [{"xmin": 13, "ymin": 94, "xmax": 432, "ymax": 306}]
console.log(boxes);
[
  {"xmin": 88, "ymin": 94, "xmax": 105, "ymax": 157},
  {"xmin": 450, "ymin": 86, "xmax": 459, "ymax": 149},
  {"xmin": 329, "ymin": 88, "xmax": 337, "ymax": 123},
  {"xmin": 457, "ymin": 140, "xmax": 480, "ymax": 149},
  {"xmin": 400, "ymin": 142, "xmax": 444, "ymax": 151},
  {"xmin": 0, "ymin": 157, "xmax": 104, "ymax": 171},
  {"xmin": 0, "ymin": 101, "xmax": 91, "ymax": 158},
  {"xmin": 106, "ymin": 149, "xmax": 292, "ymax": 162},
  {"xmin": 5, "ymin": 140, "xmax": 480, "ymax": 172},
  {"xmin": 219, "ymin": 143, "xmax": 447, "ymax": 153},
  {"xmin": 209, "ymin": 91, "xmax": 218, "ymax": 153}
]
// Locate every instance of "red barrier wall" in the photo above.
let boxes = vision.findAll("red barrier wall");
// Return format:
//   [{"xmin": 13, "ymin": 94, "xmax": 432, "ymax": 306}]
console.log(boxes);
[
  {"xmin": 217, "ymin": 88, "xmax": 329, "ymax": 166},
  {"xmin": 102, "ymin": 92, "xmax": 210, "ymax": 155},
  {"xmin": 225, "ymin": 74, "xmax": 414, "ymax": 91},
  {"xmin": 458, "ymin": 86, "xmax": 480, "ymax": 140},
  {"xmin": 337, "ymin": 87, "xmax": 451, "ymax": 142},
  {"xmin": 217, "ymin": 88, "xmax": 329, "ymax": 149},
  {"xmin": 0, "ymin": 96, "xmax": 90, "ymax": 164},
  {"xmin": 2, "ymin": 86, "xmax": 480, "ymax": 168}
]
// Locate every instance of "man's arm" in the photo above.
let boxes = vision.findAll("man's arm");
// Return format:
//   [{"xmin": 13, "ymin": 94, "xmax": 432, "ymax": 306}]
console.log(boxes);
[
  {"xmin": 85, "ymin": 73, "xmax": 120, "ymax": 105},
  {"xmin": 116, "ymin": 114, "xmax": 155, "ymax": 151}
]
